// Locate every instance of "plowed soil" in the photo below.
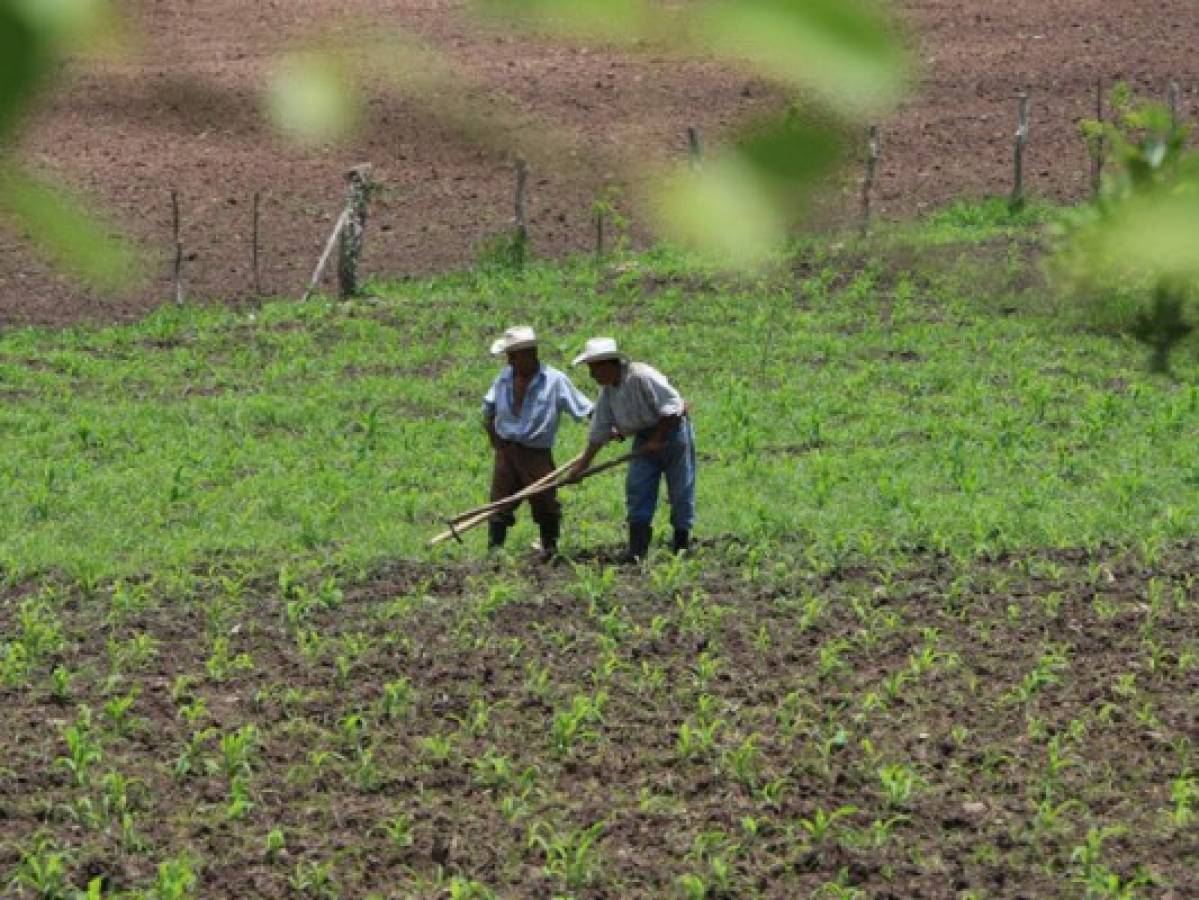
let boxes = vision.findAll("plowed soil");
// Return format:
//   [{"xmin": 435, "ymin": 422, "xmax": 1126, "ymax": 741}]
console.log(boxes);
[
  {"xmin": 3, "ymin": 545, "xmax": 1197, "ymax": 896},
  {"xmin": 2, "ymin": 0, "xmax": 1197, "ymax": 327}
]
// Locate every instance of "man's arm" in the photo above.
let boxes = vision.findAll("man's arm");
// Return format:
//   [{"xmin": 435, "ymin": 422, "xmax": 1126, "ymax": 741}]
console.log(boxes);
[
  {"xmin": 558, "ymin": 373, "xmax": 595, "ymax": 421},
  {"xmin": 483, "ymin": 414, "xmax": 507, "ymax": 451},
  {"xmin": 569, "ymin": 439, "xmax": 606, "ymax": 481},
  {"xmin": 482, "ymin": 379, "xmax": 507, "ymax": 452},
  {"xmin": 569, "ymin": 393, "xmax": 614, "ymax": 479}
]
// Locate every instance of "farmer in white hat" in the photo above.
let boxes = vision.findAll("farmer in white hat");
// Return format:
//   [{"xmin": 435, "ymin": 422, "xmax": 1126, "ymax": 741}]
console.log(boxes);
[
  {"xmin": 482, "ymin": 325, "xmax": 594, "ymax": 559},
  {"xmin": 568, "ymin": 337, "xmax": 695, "ymax": 561}
]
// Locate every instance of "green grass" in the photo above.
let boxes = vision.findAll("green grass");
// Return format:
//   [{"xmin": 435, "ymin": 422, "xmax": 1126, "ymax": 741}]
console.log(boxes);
[
  {"xmin": 1, "ymin": 202, "xmax": 1197, "ymax": 586},
  {"xmin": 3, "ymin": 201, "xmax": 1199, "ymax": 898}
]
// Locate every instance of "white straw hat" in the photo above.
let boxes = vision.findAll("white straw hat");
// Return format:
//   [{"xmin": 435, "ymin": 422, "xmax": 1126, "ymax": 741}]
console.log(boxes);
[
  {"xmin": 572, "ymin": 336, "xmax": 626, "ymax": 366},
  {"xmin": 490, "ymin": 324, "xmax": 537, "ymax": 356}
]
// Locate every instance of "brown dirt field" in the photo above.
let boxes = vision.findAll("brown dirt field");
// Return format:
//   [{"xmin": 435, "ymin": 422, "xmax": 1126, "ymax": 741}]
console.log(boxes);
[
  {"xmin": 2, "ymin": 544, "xmax": 1197, "ymax": 896},
  {"xmin": 1, "ymin": 0, "xmax": 1197, "ymax": 328}
]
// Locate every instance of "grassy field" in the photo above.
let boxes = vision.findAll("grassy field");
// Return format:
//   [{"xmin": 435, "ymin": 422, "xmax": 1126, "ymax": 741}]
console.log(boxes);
[{"xmin": 2, "ymin": 201, "xmax": 1198, "ymax": 897}]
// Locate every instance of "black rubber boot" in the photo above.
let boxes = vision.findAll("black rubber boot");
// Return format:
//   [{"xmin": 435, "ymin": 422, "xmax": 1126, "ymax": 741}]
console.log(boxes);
[
  {"xmin": 621, "ymin": 522, "xmax": 652, "ymax": 564},
  {"xmin": 487, "ymin": 521, "xmax": 508, "ymax": 551},
  {"xmin": 672, "ymin": 529, "xmax": 691, "ymax": 554},
  {"xmin": 537, "ymin": 518, "xmax": 561, "ymax": 562}
]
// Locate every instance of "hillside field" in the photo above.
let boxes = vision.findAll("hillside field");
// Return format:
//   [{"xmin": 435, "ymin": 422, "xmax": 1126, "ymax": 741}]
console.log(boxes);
[{"xmin": 2, "ymin": 204, "xmax": 1198, "ymax": 897}]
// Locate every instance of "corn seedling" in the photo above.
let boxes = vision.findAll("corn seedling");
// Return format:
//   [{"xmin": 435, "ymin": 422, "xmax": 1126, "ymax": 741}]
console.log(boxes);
[
  {"xmin": 219, "ymin": 724, "xmax": 260, "ymax": 779},
  {"xmin": 48, "ymin": 665, "xmax": 72, "ymax": 703},
  {"xmin": 676, "ymin": 718, "xmax": 723, "ymax": 762},
  {"xmin": 635, "ymin": 661, "xmax": 666, "ymax": 696},
  {"xmin": 377, "ymin": 677, "xmax": 414, "ymax": 721},
  {"xmin": 755, "ymin": 776, "xmax": 789, "ymax": 811},
  {"xmin": 1168, "ymin": 773, "xmax": 1195, "ymax": 827},
  {"xmin": 878, "ymin": 763, "xmax": 920, "ymax": 808},
  {"xmin": 154, "ymin": 854, "xmax": 199, "ymax": 900},
  {"xmin": 290, "ymin": 859, "xmax": 338, "ymax": 898},
  {"xmin": 12, "ymin": 838, "xmax": 70, "ymax": 899},
  {"xmin": 548, "ymin": 692, "xmax": 606, "ymax": 758},
  {"xmin": 419, "ymin": 733, "xmax": 455, "ymax": 765},
  {"xmin": 379, "ymin": 813, "xmax": 415, "ymax": 850},
  {"xmin": 206, "ymin": 636, "xmax": 253, "ymax": 682},
  {"xmin": 339, "ymin": 711, "xmax": 369, "ymax": 750},
  {"xmin": 796, "ymin": 805, "xmax": 859, "ymax": 845},
  {"xmin": 1070, "ymin": 825, "xmax": 1125, "ymax": 885},
  {"xmin": 264, "ymin": 827, "xmax": 286, "ymax": 862},
  {"xmin": 528, "ymin": 820, "xmax": 606, "ymax": 890},
  {"xmin": 57, "ymin": 708, "xmax": 102, "ymax": 788},
  {"xmin": 569, "ymin": 563, "xmax": 616, "ymax": 607},
  {"xmin": 103, "ymin": 690, "xmax": 140, "ymax": 736},
  {"xmin": 227, "ymin": 774, "xmax": 254, "ymax": 820},
  {"xmin": 722, "ymin": 734, "xmax": 762, "ymax": 788},
  {"xmin": 446, "ymin": 876, "xmax": 497, "ymax": 899}
]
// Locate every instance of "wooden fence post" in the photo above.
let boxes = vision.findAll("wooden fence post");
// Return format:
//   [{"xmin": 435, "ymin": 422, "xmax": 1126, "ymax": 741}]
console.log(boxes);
[
  {"xmin": 1091, "ymin": 78, "xmax": 1104, "ymax": 198},
  {"xmin": 171, "ymin": 190, "xmax": 184, "ymax": 306},
  {"xmin": 595, "ymin": 207, "xmax": 605, "ymax": 260},
  {"xmin": 1010, "ymin": 89, "xmax": 1030, "ymax": 211},
  {"xmin": 687, "ymin": 126, "xmax": 702, "ymax": 170},
  {"xmin": 1168, "ymin": 81, "xmax": 1181, "ymax": 132},
  {"xmin": 860, "ymin": 124, "xmax": 880, "ymax": 236},
  {"xmin": 338, "ymin": 163, "xmax": 373, "ymax": 300},
  {"xmin": 512, "ymin": 156, "xmax": 529, "ymax": 267},
  {"xmin": 251, "ymin": 191, "xmax": 262, "ymax": 296}
]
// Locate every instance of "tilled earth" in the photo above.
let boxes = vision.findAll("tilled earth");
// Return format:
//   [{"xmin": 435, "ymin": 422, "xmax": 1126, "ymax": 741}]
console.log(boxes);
[
  {"xmin": 2, "ymin": 543, "xmax": 1197, "ymax": 896},
  {"xmin": 2, "ymin": 0, "xmax": 1197, "ymax": 327}
]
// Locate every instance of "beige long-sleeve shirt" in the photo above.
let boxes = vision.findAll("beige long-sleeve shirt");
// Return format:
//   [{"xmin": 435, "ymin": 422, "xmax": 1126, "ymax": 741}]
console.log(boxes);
[{"xmin": 588, "ymin": 361, "xmax": 685, "ymax": 445}]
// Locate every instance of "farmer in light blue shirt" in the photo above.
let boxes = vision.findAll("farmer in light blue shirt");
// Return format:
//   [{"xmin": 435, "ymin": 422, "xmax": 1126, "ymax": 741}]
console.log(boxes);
[{"xmin": 482, "ymin": 325, "xmax": 594, "ymax": 559}]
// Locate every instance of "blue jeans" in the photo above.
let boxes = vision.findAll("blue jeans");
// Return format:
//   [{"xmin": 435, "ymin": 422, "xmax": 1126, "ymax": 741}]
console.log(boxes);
[{"xmin": 627, "ymin": 419, "xmax": 696, "ymax": 530}]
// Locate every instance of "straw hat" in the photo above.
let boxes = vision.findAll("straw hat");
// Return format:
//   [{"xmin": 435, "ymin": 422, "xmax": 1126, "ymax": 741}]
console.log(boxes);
[
  {"xmin": 572, "ymin": 336, "xmax": 626, "ymax": 366},
  {"xmin": 490, "ymin": 325, "xmax": 537, "ymax": 357}
]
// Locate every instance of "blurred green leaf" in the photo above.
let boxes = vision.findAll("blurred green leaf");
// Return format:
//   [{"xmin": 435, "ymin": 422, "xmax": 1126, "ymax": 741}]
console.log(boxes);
[
  {"xmin": 13, "ymin": 0, "xmax": 111, "ymax": 41},
  {"xmin": 654, "ymin": 118, "xmax": 842, "ymax": 267},
  {"xmin": 655, "ymin": 159, "xmax": 786, "ymax": 268},
  {"xmin": 0, "ymin": 164, "xmax": 139, "ymax": 291},
  {"xmin": 472, "ymin": 0, "xmax": 657, "ymax": 41},
  {"xmin": 739, "ymin": 116, "xmax": 844, "ymax": 184},
  {"xmin": 1069, "ymin": 188, "xmax": 1199, "ymax": 283},
  {"xmin": 474, "ymin": 0, "xmax": 906, "ymax": 118},
  {"xmin": 266, "ymin": 51, "xmax": 360, "ymax": 145},
  {"xmin": 697, "ymin": 0, "xmax": 907, "ymax": 116},
  {"xmin": 0, "ymin": 1, "xmax": 46, "ymax": 140}
]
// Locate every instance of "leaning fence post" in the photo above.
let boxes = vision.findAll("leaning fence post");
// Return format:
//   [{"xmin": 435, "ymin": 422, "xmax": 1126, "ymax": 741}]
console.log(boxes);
[
  {"xmin": 170, "ymin": 190, "xmax": 184, "ymax": 306},
  {"xmin": 687, "ymin": 126, "xmax": 703, "ymax": 171},
  {"xmin": 1010, "ymin": 89, "xmax": 1030, "ymax": 211},
  {"xmin": 338, "ymin": 163, "xmax": 373, "ymax": 299},
  {"xmin": 860, "ymin": 124, "xmax": 880, "ymax": 236}
]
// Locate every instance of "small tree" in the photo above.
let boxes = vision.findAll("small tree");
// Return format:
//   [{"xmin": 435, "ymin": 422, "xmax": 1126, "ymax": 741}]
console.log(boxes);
[{"xmin": 1057, "ymin": 86, "xmax": 1199, "ymax": 373}]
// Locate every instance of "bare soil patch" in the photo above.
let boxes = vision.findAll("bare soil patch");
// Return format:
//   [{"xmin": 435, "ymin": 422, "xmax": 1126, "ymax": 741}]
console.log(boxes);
[{"xmin": 2, "ymin": 0, "xmax": 1197, "ymax": 327}]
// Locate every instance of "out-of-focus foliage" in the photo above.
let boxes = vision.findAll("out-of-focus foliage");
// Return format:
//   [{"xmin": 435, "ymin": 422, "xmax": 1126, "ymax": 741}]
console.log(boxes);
[
  {"xmin": 0, "ymin": 1, "xmax": 43, "ymax": 140},
  {"xmin": 0, "ymin": 167, "xmax": 133, "ymax": 292},
  {"xmin": 659, "ymin": 117, "xmax": 845, "ymax": 266},
  {"xmin": 1055, "ymin": 87, "xmax": 1199, "ymax": 372},
  {"xmin": 472, "ymin": 0, "xmax": 909, "ymax": 264},
  {"xmin": 267, "ymin": 51, "xmax": 361, "ymax": 146},
  {"xmin": 0, "ymin": 0, "xmax": 136, "ymax": 291}
]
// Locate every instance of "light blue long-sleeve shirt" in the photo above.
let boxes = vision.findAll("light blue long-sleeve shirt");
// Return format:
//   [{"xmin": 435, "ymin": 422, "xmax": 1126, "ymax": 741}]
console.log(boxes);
[{"xmin": 482, "ymin": 364, "xmax": 594, "ymax": 449}]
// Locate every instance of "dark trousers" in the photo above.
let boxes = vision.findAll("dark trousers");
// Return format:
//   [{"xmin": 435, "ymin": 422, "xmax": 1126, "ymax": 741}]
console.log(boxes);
[{"xmin": 490, "ymin": 444, "xmax": 560, "ymax": 526}]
